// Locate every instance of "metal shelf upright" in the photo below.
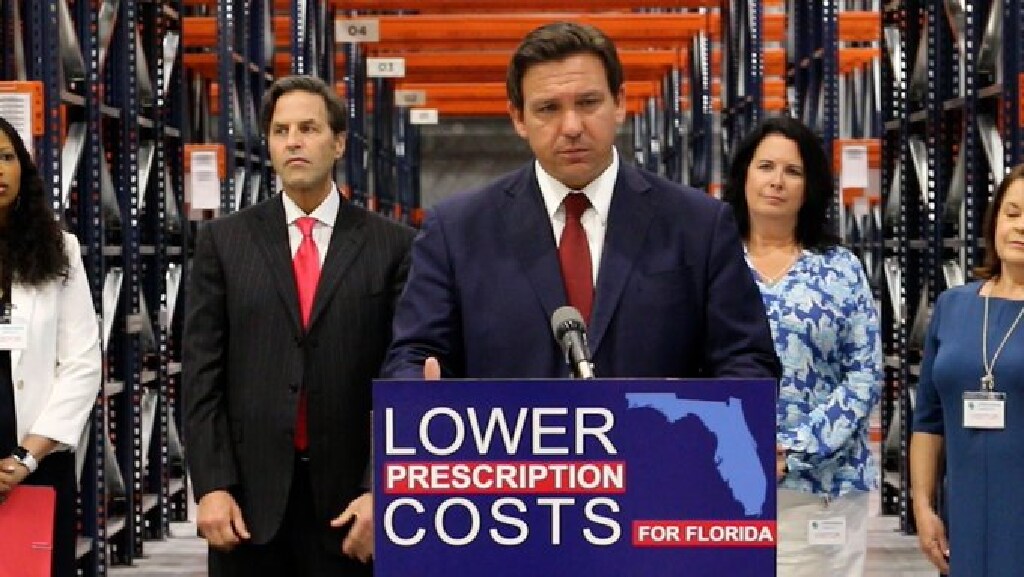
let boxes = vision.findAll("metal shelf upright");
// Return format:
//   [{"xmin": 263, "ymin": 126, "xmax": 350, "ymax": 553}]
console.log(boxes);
[
  {"xmin": 880, "ymin": 0, "xmax": 909, "ymax": 526},
  {"xmin": 137, "ymin": 0, "xmax": 189, "ymax": 542},
  {"xmin": 73, "ymin": 0, "xmax": 113, "ymax": 572},
  {"xmin": 344, "ymin": 40, "xmax": 369, "ymax": 206},
  {"xmin": 721, "ymin": 0, "xmax": 764, "ymax": 163},
  {"xmin": 880, "ymin": 0, "xmax": 934, "ymax": 533},
  {"xmin": 104, "ymin": 0, "xmax": 148, "ymax": 563},
  {"xmin": 1004, "ymin": 1, "xmax": 1024, "ymax": 167},
  {"xmin": 394, "ymin": 106, "xmax": 420, "ymax": 224},
  {"xmin": 372, "ymin": 76, "xmax": 397, "ymax": 214}
]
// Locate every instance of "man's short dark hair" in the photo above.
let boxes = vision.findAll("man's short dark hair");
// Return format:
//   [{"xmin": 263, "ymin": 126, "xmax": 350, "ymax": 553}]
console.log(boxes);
[
  {"xmin": 506, "ymin": 22, "xmax": 624, "ymax": 111},
  {"xmin": 260, "ymin": 74, "xmax": 347, "ymax": 135}
]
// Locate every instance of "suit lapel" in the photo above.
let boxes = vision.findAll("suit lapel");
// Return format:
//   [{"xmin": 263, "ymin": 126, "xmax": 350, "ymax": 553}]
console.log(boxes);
[
  {"xmin": 9, "ymin": 283, "xmax": 36, "ymax": 374},
  {"xmin": 502, "ymin": 166, "xmax": 567, "ymax": 326},
  {"xmin": 306, "ymin": 200, "xmax": 366, "ymax": 331},
  {"xmin": 589, "ymin": 164, "xmax": 655, "ymax": 354},
  {"xmin": 249, "ymin": 198, "xmax": 303, "ymax": 333}
]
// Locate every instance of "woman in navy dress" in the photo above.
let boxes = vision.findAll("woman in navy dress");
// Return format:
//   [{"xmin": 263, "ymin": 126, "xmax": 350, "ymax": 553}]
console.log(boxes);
[{"xmin": 911, "ymin": 163, "xmax": 1024, "ymax": 576}]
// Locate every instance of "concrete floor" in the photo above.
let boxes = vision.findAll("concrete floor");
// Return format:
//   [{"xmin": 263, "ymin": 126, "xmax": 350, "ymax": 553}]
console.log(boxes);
[
  {"xmin": 111, "ymin": 418, "xmax": 938, "ymax": 576},
  {"xmin": 108, "ymin": 501, "xmax": 938, "ymax": 576}
]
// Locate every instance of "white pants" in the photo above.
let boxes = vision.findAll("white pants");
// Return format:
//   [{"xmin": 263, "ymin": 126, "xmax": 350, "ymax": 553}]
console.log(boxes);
[{"xmin": 776, "ymin": 489, "xmax": 869, "ymax": 577}]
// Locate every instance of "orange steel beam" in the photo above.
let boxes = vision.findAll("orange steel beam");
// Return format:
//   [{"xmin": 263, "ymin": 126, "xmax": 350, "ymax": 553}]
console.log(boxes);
[
  {"xmin": 331, "ymin": 0, "xmax": 716, "ymax": 11},
  {"xmin": 839, "ymin": 47, "xmax": 880, "ymax": 73},
  {"xmin": 330, "ymin": 80, "xmax": 660, "ymax": 103},
  {"xmin": 393, "ymin": 49, "xmax": 681, "ymax": 72},
  {"xmin": 763, "ymin": 78, "xmax": 785, "ymax": 99},
  {"xmin": 838, "ymin": 11, "xmax": 881, "ymax": 42},
  {"xmin": 764, "ymin": 97, "xmax": 786, "ymax": 111},
  {"xmin": 763, "ymin": 13, "xmax": 785, "ymax": 42},
  {"xmin": 183, "ymin": 17, "xmax": 217, "ymax": 48},
  {"xmin": 392, "ymin": 49, "xmax": 683, "ymax": 81},
  {"xmin": 272, "ymin": 49, "xmax": 689, "ymax": 82},
  {"xmin": 390, "ymin": 80, "xmax": 661, "ymax": 101},
  {"xmin": 329, "ymin": 83, "xmax": 663, "ymax": 114},
  {"xmin": 399, "ymin": 70, "xmax": 676, "ymax": 84},
  {"xmin": 274, "ymin": 16, "xmax": 289, "ymax": 47},
  {"xmin": 332, "ymin": 13, "xmax": 720, "ymax": 50},
  {"xmin": 764, "ymin": 48, "xmax": 785, "ymax": 77},
  {"xmin": 184, "ymin": 52, "xmax": 218, "ymax": 76},
  {"xmin": 316, "ymin": 97, "xmax": 650, "ymax": 116},
  {"xmin": 367, "ymin": 32, "xmax": 722, "ymax": 53},
  {"xmin": 267, "ymin": 0, "xmax": 720, "ymax": 11},
  {"xmin": 266, "ymin": 14, "xmax": 722, "ymax": 50},
  {"xmin": 417, "ymin": 97, "xmax": 650, "ymax": 116}
]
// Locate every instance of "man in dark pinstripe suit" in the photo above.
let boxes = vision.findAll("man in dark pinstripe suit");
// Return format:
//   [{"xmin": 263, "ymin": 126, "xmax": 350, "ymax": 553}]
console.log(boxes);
[{"xmin": 183, "ymin": 75, "xmax": 414, "ymax": 576}]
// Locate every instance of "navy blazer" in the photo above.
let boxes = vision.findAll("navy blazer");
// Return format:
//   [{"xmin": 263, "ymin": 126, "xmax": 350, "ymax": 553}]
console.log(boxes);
[{"xmin": 383, "ymin": 162, "xmax": 780, "ymax": 380}]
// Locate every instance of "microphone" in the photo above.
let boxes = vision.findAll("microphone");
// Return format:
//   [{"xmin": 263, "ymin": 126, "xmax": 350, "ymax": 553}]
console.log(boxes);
[{"xmin": 551, "ymin": 306, "xmax": 595, "ymax": 379}]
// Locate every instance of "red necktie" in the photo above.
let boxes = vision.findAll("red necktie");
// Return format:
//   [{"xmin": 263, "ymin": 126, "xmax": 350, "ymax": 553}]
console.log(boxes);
[
  {"xmin": 558, "ymin": 193, "xmax": 594, "ymax": 323},
  {"xmin": 293, "ymin": 216, "xmax": 320, "ymax": 451}
]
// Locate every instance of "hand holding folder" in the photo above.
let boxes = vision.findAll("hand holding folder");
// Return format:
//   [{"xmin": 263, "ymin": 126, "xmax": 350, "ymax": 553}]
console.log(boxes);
[{"xmin": 0, "ymin": 485, "xmax": 56, "ymax": 577}]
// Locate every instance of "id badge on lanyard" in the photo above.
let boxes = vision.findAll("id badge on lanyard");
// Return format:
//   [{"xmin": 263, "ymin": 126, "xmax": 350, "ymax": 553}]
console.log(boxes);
[
  {"xmin": 963, "ymin": 390, "xmax": 1006, "ymax": 429},
  {"xmin": 0, "ymin": 267, "xmax": 24, "ymax": 350},
  {"xmin": 807, "ymin": 496, "xmax": 846, "ymax": 546}
]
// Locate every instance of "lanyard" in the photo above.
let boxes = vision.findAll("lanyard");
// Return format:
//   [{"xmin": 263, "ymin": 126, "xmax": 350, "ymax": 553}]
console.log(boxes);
[
  {"xmin": 0, "ymin": 261, "xmax": 10, "ymax": 323},
  {"xmin": 981, "ymin": 294, "xmax": 1024, "ymax": 391}
]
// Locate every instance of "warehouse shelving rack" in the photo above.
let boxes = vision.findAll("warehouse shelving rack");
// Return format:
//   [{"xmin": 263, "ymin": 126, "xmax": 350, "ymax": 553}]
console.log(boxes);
[
  {"xmin": 1, "ymin": 0, "xmax": 187, "ymax": 573},
  {"xmin": 880, "ymin": 0, "xmax": 1024, "ymax": 532}
]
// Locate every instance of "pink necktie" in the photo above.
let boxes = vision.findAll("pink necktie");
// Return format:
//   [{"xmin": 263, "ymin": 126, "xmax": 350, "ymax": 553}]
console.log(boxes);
[
  {"xmin": 558, "ymin": 193, "xmax": 593, "ymax": 323},
  {"xmin": 293, "ymin": 216, "xmax": 320, "ymax": 451}
]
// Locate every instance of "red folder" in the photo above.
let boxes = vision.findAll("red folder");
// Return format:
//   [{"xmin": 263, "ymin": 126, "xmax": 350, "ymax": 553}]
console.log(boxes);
[{"xmin": 0, "ymin": 485, "xmax": 56, "ymax": 577}]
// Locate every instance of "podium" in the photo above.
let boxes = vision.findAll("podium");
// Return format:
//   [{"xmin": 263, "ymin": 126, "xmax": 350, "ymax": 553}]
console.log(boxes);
[{"xmin": 374, "ymin": 378, "xmax": 777, "ymax": 577}]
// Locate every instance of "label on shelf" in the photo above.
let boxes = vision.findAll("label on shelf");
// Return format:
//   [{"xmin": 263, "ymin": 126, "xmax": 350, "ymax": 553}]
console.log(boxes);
[
  {"xmin": 367, "ymin": 58, "xmax": 406, "ymax": 78},
  {"xmin": 336, "ymin": 19, "xmax": 380, "ymax": 43},
  {"xmin": 0, "ymin": 81, "xmax": 44, "ymax": 158},
  {"xmin": 395, "ymin": 90, "xmax": 427, "ymax": 107},
  {"xmin": 187, "ymin": 149, "xmax": 222, "ymax": 210},
  {"xmin": 840, "ymin": 145, "xmax": 869, "ymax": 189},
  {"xmin": 410, "ymin": 108, "xmax": 439, "ymax": 125},
  {"xmin": 0, "ymin": 92, "xmax": 32, "ymax": 157}
]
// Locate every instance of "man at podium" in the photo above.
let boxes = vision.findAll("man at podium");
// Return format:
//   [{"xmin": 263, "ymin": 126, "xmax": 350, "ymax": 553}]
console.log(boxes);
[{"xmin": 383, "ymin": 22, "xmax": 779, "ymax": 382}]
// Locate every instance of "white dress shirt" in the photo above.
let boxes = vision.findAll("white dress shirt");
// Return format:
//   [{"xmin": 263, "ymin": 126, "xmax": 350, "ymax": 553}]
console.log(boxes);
[
  {"xmin": 281, "ymin": 184, "xmax": 341, "ymax": 266},
  {"xmin": 536, "ymin": 147, "xmax": 619, "ymax": 285}
]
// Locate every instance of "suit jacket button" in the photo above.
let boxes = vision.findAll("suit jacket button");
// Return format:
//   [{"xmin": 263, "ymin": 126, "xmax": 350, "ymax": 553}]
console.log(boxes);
[
  {"xmin": 289, "ymin": 383, "xmax": 299, "ymax": 393},
  {"xmin": 16, "ymin": 380, "xmax": 23, "ymax": 390}
]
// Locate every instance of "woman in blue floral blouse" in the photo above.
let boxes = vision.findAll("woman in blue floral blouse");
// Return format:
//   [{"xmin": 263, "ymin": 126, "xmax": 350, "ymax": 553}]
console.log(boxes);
[{"xmin": 724, "ymin": 116, "xmax": 882, "ymax": 577}]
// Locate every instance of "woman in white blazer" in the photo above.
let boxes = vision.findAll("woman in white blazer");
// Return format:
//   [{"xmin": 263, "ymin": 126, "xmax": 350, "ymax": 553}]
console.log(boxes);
[{"xmin": 0, "ymin": 115, "xmax": 102, "ymax": 575}]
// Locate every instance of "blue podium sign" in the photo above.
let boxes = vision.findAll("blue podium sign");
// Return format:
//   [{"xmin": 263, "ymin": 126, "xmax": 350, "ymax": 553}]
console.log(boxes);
[{"xmin": 374, "ymin": 378, "xmax": 777, "ymax": 576}]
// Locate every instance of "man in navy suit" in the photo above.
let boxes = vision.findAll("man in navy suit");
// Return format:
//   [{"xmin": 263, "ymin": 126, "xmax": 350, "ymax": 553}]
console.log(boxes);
[{"xmin": 383, "ymin": 22, "xmax": 779, "ymax": 381}]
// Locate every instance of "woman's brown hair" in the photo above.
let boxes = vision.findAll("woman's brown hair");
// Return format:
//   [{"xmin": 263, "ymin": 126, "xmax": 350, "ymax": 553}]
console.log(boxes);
[{"xmin": 975, "ymin": 163, "xmax": 1024, "ymax": 279}]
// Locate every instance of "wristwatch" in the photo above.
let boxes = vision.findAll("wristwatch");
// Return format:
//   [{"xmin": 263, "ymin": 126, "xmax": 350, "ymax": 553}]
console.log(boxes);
[{"xmin": 10, "ymin": 446, "xmax": 39, "ymax": 474}]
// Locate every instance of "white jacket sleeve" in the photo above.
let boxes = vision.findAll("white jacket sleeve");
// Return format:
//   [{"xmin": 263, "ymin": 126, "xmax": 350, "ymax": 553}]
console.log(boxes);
[{"xmin": 28, "ymin": 232, "xmax": 103, "ymax": 447}]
